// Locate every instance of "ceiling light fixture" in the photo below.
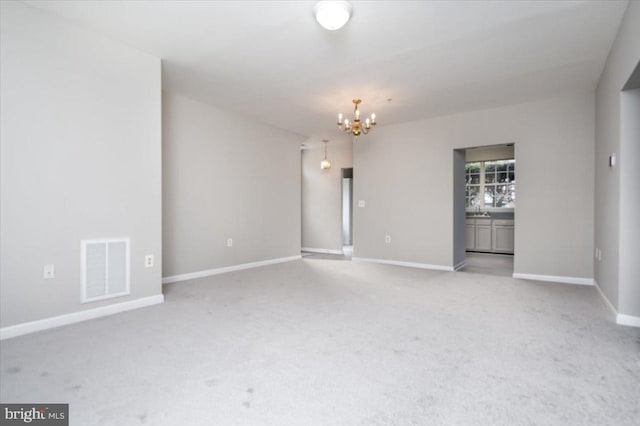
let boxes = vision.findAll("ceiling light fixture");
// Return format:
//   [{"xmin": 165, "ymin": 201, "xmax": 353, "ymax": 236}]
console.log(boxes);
[
  {"xmin": 337, "ymin": 99, "xmax": 376, "ymax": 138},
  {"xmin": 314, "ymin": 1, "xmax": 352, "ymax": 31},
  {"xmin": 320, "ymin": 139, "xmax": 332, "ymax": 170}
]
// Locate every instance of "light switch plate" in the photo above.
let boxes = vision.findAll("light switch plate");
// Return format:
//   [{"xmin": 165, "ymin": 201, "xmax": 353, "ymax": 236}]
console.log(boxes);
[
  {"xmin": 227, "ymin": 238, "xmax": 233, "ymax": 247},
  {"xmin": 358, "ymin": 200, "xmax": 365, "ymax": 208}
]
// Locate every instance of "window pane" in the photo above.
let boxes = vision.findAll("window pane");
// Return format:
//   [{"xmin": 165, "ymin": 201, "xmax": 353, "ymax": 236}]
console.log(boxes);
[
  {"xmin": 467, "ymin": 186, "xmax": 480, "ymax": 208},
  {"xmin": 485, "ymin": 173, "xmax": 495, "ymax": 184},
  {"xmin": 507, "ymin": 159, "xmax": 515, "ymax": 172},
  {"xmin": 466, "ymin": 162, "xmax": 481, "ymax": 174},
  {"xmin": 485, "ymin": 161, "xmax": 496, "ymax": 173},
  {"xmin": 507, "ymin": 184, "xmax": 516, "ymax": 207},
  {"xmin": 496, "ymin": 161, "xmax": 508, "ymax": 172},
  {"xmin": 469, "ymin": 174, "xmax": 480, "ymax": 184},
  {"xmin": 497, "ymin": 172, "xmax": 508, "ymax": 183},
  {"xmin": 508, "ymin": 171, "xmax": 515, "ymax": 183},
  {"xmin": 495, "ymin": 184, "xmax": 508, "ymax": 207},
  {"xmin": 484, "ymin": 186, "xmax": 494, "ymax": 207}
]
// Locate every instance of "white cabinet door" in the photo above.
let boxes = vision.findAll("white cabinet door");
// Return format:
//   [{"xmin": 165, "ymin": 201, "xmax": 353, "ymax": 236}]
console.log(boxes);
[
  {"xmin": 475, "ymin": 224, "xmax": 492, "ymax": 251},
  {"xmin": 466, "ymin": 224, "xmax": 475, "ymax": 250},
  {"xmin": 493, "ymin": 226, "xmax": 514, "ymax": 253}
]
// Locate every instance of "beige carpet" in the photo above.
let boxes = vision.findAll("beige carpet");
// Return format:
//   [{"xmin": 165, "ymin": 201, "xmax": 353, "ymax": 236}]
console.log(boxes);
[{"xmin": 1, "ymin": 259, "xmax": 639, "ymax": 425}]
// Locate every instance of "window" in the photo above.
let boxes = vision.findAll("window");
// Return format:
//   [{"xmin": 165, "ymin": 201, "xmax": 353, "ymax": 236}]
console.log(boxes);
[{"xmin": 466, "ymin": 159, "xmax": 515, "ymax": 209}]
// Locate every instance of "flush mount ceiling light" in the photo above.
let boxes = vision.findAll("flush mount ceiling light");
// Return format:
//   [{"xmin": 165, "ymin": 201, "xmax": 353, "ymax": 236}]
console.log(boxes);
[
  {"xmin": 337, "ymin": 99, "xmax": 376, "ymax": 138},
  {"xmin": 320, "ymin": 139, "xmax": 332, "ymax": 170},
  {"xmin": 314, "ymin": 1, "xmax": 352, "ymax": 31}
]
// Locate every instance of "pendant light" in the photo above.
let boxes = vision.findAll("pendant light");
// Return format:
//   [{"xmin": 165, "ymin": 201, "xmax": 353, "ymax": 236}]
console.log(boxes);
[{"xmin": 320, "ymin": 139, "xmax": 331, "ymax": 170}]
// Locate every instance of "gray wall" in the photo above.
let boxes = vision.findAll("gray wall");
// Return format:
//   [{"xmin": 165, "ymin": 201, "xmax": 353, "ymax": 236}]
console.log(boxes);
[
  {"xmin": 619, "ymin": 88, "xmax": 640, "ymax": 317},
  {"xmin": 0, "ymin": 1, "xmax": 162, "ymax": 327},
  {"xmin": 162, "ymin": 92, "xmax": 304, "ymax": 278},
  {"xmin": 301, "ymin": 138, "xmax": 353, "ymax": 252},
  {"xmin": 594, "ymin": 1, "xmax": 640, "ymax": 316},
  {"xmin": 466, "ymin": 145, "xmax": 515, "ymax": 162},
  {"xmin": 354, "ymin": 94, "xmax": 594, "ymax": 279}
]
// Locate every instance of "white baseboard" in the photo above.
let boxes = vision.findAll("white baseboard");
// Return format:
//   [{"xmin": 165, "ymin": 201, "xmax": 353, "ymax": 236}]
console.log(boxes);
[
  {"xmin": 162, "ymin": 255, "xmax": 301, "ymax": 284},
  {"xmin": 352, "ymin": 257, "xmax": 454, "ymax": 272},
  {"xmin": 594, "ymin": 281, "xmax": 640, "ymax": 328},
  {"xmin": 301, "ymin": 248, "xmax": 343, "ymax": 255},
  {"xmin": 512, "ymin": 273, "xmax": 594, "ymax": 286},
  {"xmin": 453, "ymin": 260, "xmax": 467, "ymax": 271},
  {"xmin": 616, "ymin": 314, "xmax": 640, "ymax": 327},
  {"xmin": 0, "ymin": 294, "xmax": 164, "ymax": 341}
]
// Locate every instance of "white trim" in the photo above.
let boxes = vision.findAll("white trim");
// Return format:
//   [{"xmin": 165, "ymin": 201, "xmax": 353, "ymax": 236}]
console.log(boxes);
[
  {"xmin": 616, "ymin": 314, "xmax": 640, "ymax": 328},
  {"xmin": 512, "ymin": 273, "xmax": 594, "ymax": 286},
  {"xmin": 453, "ymin": 260, "xmax": 467, "ymax": 271},
  {"xmin": 162, "ymin": 255, "xmax": 302, "ymax": 284},
  {"xmin": 301, "ymin": 248, "xmax": 343, "ymax": 255},
  {"xmin": 352, "ymin": 257, "xmax": 454, "ymax": 272},
  {"xmin": 594, "ymin": 281, "xmax": 640, "ymax": 327},
  {"xmin": 0, "ymin": 294, "xmax": 164, "ymax": 341}
]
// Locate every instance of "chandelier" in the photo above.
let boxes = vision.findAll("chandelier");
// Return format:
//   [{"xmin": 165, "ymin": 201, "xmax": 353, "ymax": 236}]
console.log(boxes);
[{"xmin": 337, "ymin": 99, "xmax": 376, "ymax": 138}]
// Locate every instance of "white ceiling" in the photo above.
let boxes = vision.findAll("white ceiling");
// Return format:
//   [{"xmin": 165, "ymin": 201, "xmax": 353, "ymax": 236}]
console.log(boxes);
[{"xmin": 24, "ymin": 0, "xmax": 628, "ymax": 140}]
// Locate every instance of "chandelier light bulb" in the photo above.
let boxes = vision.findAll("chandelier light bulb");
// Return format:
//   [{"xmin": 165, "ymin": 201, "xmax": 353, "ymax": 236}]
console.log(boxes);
[{"xmin": 314, "ymin": 1, "xmax": 352, "ymax": 31}]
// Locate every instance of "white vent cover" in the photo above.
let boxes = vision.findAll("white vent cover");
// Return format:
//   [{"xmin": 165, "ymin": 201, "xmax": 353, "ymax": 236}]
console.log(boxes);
[{"xmin": 81, "ymin": 238, "xmax": 130, "ymax": 303}]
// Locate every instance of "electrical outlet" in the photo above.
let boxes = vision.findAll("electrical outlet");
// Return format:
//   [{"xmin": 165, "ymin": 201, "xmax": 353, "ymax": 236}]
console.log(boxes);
[
  {"xmin": 145, "ymin": 255, "xmax": 154, "ymax": 268},
  {"xmin": 43, "ymin": 264, "xmax": 55, "ymax": 279},
  {"xmin": 358, "ymin": 200, "xmax": 365, "ymax": 208},
  {"xmin": 598, "ymin": 249, "xmax": 602, "ymax": 261},
  {"xmin": 595, "ymin": 248, "xmax": 598, "ymax": 259},
  {"xmin": 385, "ymin": 235, "xmax": 391, "ymax": 244},
  {"xmin": 227, "ymin": 238, "xmax": 233, "ymax": 247}
]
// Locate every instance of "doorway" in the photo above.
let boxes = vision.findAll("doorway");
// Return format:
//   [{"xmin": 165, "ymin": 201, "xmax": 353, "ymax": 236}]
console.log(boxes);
[
  {"xmin": 342, "ymin": 168, "xmax": 353, "ymax": 257},
  {"xmin": 454, "ymin": 144, "xmax": 516, "ymax": 277}
]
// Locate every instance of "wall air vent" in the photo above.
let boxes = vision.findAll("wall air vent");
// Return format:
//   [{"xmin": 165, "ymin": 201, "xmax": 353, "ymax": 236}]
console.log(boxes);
[{"xmin": 81, "ymin": 238, "xmax": 130, "ymax": 303}]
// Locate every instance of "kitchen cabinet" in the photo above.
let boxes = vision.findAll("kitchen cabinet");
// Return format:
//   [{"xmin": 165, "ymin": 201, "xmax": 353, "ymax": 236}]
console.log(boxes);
[
  {"xmin": 465, "ymin": 220, "xmax": 475, "ymax": 250},
  {"xmin": 466, "ymin": 217, "xmax": 514, "ymax": 254},
  {"xmin": 475, "ymin": 218, "xmax": 492, "ymax": 251},
  {"xmin": 492, "ymin": 219, "xmax": 514, "ymax": 253}
]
